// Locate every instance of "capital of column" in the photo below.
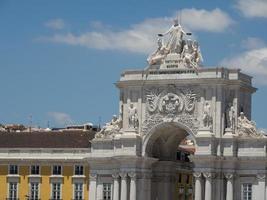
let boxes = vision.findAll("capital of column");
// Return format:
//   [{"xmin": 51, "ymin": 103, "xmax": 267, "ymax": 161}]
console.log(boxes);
[
  {"xmin": 193, "ymin": 172, "xmax": 202, "ymax": 179},
  {"xmin": 224, "ymin": 173, "xmax": 234, "ymax": 180},
  {"xmin": 89, "ymin": 173, "xmax": 97, "ymax": 181},
  {"xmin": 112, "ymin": 173, "xmax": 120, "ymax": 180},
  {"xmin": 119, "ymin": 172, "xmax": 128, "ymax": 180},
  {"xmin": 203, "ymin": 172, "xmax": 216, "ymax": 179},
  {"xmin": 128, "ymin": 172, "xmax": 137, "ymax": 179},
  {"xmin": 257, "ymin": 173, "xmax": 266, "ymax": 181}
]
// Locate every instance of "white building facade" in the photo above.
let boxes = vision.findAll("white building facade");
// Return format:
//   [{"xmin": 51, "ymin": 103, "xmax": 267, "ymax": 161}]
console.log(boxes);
[{"xmin": 90, "ymin": 22, "xmax": 267, "ymax": 200}]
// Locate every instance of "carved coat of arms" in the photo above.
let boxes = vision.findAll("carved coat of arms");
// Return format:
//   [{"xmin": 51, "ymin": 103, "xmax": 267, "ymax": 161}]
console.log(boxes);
[{"xmin": 143, "ymin": 87, "xmax": 199, "ymax": 135}]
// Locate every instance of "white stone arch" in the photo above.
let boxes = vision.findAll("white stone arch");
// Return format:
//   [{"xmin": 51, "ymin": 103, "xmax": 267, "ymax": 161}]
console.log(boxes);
[{"xmin": 142, "ymin": 121, "xmax": 196, "ymax": 158}]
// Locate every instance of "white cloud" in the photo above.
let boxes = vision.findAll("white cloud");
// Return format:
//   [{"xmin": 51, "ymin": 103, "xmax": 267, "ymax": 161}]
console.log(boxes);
[
  {"xmin": 220, "ymin": 47, "xmax": 267, "ymax": 85},
  {"xmin": 241, "ymin": 37, "xmax": 266, "ymax": 50},
  {"xmin": 47, "ymin": 112, "xmax": 73, "ymax": 126},
  {"xmin": 45, "ymin": 19, "xmax": 65, "ymax": 30},
  {"xmin": 39, "ymin": 8, "xmax": 234, "ymax": 54},
  {"xmin": 178, "ymin": 8, "xmax": 234, "ymax": 32},
  {"xmin": 236, "ymin": 0, "xmax": 267, "ymax": 18}
]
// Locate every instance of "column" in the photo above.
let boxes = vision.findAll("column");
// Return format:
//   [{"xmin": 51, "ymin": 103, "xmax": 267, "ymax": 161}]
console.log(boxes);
[
  {"xmin": 120, "ymin": 172, "xmax": 128, "ymax": 200},
  {"xmin": 224, "ymin": 173, "xmax": 234, "ymax": 200},
  {"xmin": 257, "ymin": 174, "xmax": 266, "ymax": 200},
  {"xmin": 141, "ymin": 172, "xmax": 152, "ymax": 200},
  {"xmin": 97, "ymin": 182, "xmax": 103, "ymax": 200},
  {"xmin": 203, "ymin": 172, "xmax": 215, "ymax": 200},
  {"xmin": 129, "ymin": 172, "xmax": 136, "ymax": 200},
  {"xmin": 112, "ymin": 173, "xmax": 120, "ymax": 200},
  {"xmin": 89, "ymin": 173, "xmax": 97, "ymax": 200},
  {"xmin": 193, "ymin": 172, "xmax": 202, "ymax": 200}
]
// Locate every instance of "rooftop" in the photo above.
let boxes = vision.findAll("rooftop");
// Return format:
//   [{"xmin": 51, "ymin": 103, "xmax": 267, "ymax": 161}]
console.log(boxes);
[{"xmin": 0, "ymin": 130, "xmax": 95, "ymax": 148}]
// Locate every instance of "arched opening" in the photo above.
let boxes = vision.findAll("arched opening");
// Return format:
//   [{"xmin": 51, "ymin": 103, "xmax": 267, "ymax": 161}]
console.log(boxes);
[{"xmin": 143, "ymin": 122, "xmax": 196, "ymax": 200}]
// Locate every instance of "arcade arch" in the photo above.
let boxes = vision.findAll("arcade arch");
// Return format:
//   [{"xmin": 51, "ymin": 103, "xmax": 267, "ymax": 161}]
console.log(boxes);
[{"xmin": 143, "ymin": 122, "xmax": 196, "ymax": 200}]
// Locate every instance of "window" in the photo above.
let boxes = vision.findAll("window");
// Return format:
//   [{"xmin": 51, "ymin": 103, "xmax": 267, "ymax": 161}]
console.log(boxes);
[
  {"xmin": 243, "ymin": 183, "xmax": 252, "ymax": 200},
  {"xmin": 30, "ymin": 182, "xmax": 39, "ymax": 200},
  {"xmin": 74, "ymin": 183, "xmax": 83, "ymax": 200},
  {"xmin": 31, "ymin": 165, "xmax": 40, "ymax": 175},
  {"xmin": 178, "ymin": 174, "xmax": 182, "ymax": 183},
  {"xmin": 103, "ymin": 183, "xmax": 112, "ymax": 200},
  {"xmin": 9, "ymin": 182, "xmax": 18, "ymax": 199},
  {"xmin": 52, "ymin": 166, "xmax": 62, "ymax": 175},
  {"xmin": 186, "ymin": 175, "xmax": 190, "ymax": 184},
  {"xmin": 74, "ymin": 165, "xmax": 84, "ymax": 175},
  {"xmin": 51, "ymin": 183, "xmax": 61, "ymax": 200},
  {"xmin": 9, "ymin": 165, "xmax": 18, "ymax": 175}
]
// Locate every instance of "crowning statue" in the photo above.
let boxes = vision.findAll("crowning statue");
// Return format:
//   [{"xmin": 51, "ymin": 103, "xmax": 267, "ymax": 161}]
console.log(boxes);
[
  {"xmin": 95, "ymin": 115, "xmax": 122, "ymax": 139},
  {"xmin": 236, "ymin": 112, "xmax": 263, "ymax": 137},
  {"xmin": 160, "ymin": 18, "xmax": 186, "ymax": 54},
  {"xmin": 147, "ymin": 18, "xmax": 203, "ymax": 70}
]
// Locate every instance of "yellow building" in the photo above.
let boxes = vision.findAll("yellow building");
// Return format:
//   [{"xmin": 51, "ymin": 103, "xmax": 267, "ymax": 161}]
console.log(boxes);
[
  {"xmin": 0, "ymin": 129, "xmax": 195, "ymax": 200},
  {"xmin": 0, "ymin": 130, "xmax": 94, "ymax": 200}
]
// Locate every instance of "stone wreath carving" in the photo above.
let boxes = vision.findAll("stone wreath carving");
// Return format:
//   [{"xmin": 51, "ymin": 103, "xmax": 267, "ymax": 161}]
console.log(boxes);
[{"xmin": 142, "ymin": 87, "xmax": 199, "ymax": 135}]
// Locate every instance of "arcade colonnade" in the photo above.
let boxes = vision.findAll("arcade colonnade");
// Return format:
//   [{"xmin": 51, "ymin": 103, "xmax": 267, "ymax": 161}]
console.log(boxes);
[{"xmin": 89, "ymin": 171, "xmax": 146, "ymax": 200}]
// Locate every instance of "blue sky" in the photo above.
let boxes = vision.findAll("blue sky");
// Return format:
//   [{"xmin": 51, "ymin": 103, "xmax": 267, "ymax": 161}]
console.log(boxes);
[{"xmin": 0, "ymin": 0, "xmax": 267, "ymax": 130}]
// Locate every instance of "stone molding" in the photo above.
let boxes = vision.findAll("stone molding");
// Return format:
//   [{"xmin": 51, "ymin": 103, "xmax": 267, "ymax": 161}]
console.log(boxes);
[{"xmin": 140, "ymin": 172, "xmax": 152, "ymax": 179}]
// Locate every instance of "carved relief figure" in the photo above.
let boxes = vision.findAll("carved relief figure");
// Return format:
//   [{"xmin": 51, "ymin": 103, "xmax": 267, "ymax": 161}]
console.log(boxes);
[
  {"xmin": 236, "ymin": 112, "xmax": 261, "ymax": 137},
  {"xmin": 95, "ymin": 115, "xmax": 122, "ymax": 138},
  {"xmin": 202, "ymin": 101, "xmax": 212, "ymax": 128},
  {"xmin": 128, "ymin": 103, "xmax": 139, "ymax": 129}
]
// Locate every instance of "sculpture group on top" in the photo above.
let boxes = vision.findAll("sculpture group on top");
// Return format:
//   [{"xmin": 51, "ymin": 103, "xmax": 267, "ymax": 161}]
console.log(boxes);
[
  {"xmin": 95, "ymin": 115, "xmax": 122, "ymax": 139},
  {"xmin": 147, "ymin": 18, "xmax": 203, "ymax": 70},
  {"xmin": 224, "ymin": 103, "xmax": 265, "ymax": 138},
  {"xmin": 236, "ymin": 112, "xmax": 264, "ymax": 137}
]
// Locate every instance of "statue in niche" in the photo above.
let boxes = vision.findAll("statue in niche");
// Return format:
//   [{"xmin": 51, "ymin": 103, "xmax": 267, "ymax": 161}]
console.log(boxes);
[
  {"xmin": 95, "ymin": 115, "xmax": 122, "ymax": 138},
  {"xmin": 225, "ymin": 103, "xmax": 236, "ymax": 130},
  {"xmin": 128, "ymin": 103, "xmax": 139, "ymax": 129},
  {"xmin": 202, "ymin": 101, "xmax": 212, "ymax": 129},
  {"xmin": 236, "ymin": 112, "xmax": 260, "ymax": 137}
]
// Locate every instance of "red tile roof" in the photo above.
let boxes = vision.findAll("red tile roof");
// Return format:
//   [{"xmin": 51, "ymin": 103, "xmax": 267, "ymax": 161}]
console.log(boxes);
[{"xmin": 0, "ymin": 131, "xmax": 95, "ymax": 148}]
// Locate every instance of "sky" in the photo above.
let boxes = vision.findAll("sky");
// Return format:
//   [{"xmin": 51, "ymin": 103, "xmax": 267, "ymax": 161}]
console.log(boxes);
[{"xmin": 0, "ymin": 0, "xmax": 266, "ymax": 130}]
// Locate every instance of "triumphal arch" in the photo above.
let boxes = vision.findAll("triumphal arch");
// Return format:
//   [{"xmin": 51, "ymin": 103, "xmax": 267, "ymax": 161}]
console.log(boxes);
[{"xmin": 89, "ymin": 20, "xmax": 267, "ymax": 200}]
